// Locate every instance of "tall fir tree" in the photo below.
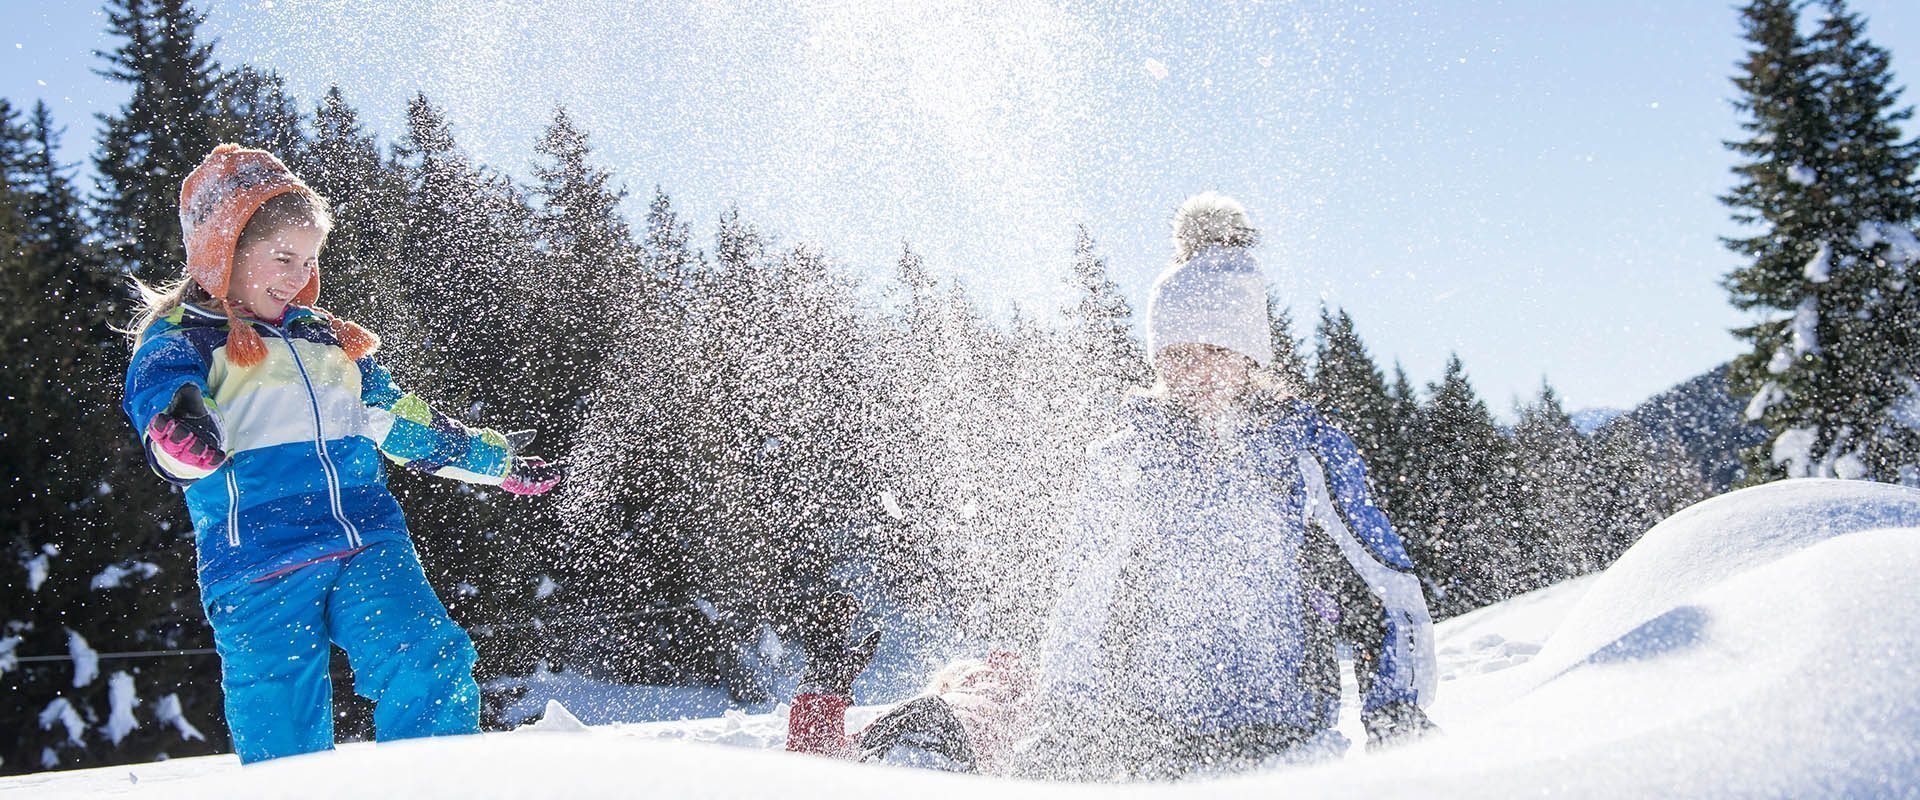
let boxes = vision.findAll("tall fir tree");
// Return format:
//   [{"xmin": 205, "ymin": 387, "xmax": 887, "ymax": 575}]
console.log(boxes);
[
  {"xmin": 93, "ymin": 0, "xmax": 226, "ymax": 283},
  {"xmin": 1060, "ymin": 225, "xmax": 1148, "ymax": 396},
  {"xmin": 1261, "ymin": 293, "xmax": 1311, "ymax": 396},
  {"xmin": 211, "ymin": 66, "xmax": 304, "ymax": 157},
  {"xmin": 1400, "ymin": 355, "xmax": 1512, "ymax": 616},
  {"xmin": 1, "ymin": 98, "xmax": 220, "ymax": 773},
  {"xmin": 1723, "ymin": 0, "xmax": 1920, "ymax": 483},
  {"xmin": 1311, "ymin": 307, "xmax": 1394, "ymax": 467},
  {"xmin": 1511, "ymin": 382, "xmax": 1590, "ymax": 585}
]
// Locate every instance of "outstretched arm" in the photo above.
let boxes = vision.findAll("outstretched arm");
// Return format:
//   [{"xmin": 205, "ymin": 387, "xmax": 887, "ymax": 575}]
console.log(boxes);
[{"xmin": 357, "ymin": 356, "xmax": 559, "ymax": 493}]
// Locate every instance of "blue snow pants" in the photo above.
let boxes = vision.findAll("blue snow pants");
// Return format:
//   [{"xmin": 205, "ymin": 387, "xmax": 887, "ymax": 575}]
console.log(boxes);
[{"xmin": 203, "ymin": 539, "xmax": 480, "ymax": 763}]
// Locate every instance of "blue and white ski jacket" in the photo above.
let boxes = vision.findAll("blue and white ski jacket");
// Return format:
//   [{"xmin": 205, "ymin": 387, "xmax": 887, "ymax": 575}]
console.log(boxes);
[
  {"xmin": 123, "ymin": 303, "xmax": 518, "ymax": 600},
  {"xmin": 1037, "ymin": 393, "xmax": 1436, "ymax": 737}
]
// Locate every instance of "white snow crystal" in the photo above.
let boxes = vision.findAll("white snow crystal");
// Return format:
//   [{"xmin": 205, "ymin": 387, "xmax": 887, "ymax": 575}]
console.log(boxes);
[
  {"xmin": 1787, "ymin": 164, "xmax": 1817, "ymax": 185},
  {"xmin": 0, "ymin": 635, "xmax": 18, "ymax": 673},
  {"xmin": 1790, "ymin": 296, "xmax": 1819, "ymax": 356},
  {"xmin": 1766, "ymin": 349, "xmax": 1793, "ymax": 375},
  {"xmin": 457, "ymin": 582, "xmax": 479, "ymax": 597},
  {"xmin": 534, "ymin": 576, "xmax": 559, "ymax": 600},
  {"xmin": 104, "ymin": 671, "xmax": 140, "ymax": 744},
  {"xmin": 67, "ymin": 629, "xmax": 98, "ymax": 688},
  {"xmin": 154, "ymin": 693, "xmax": 204, "ymax": 741},
  {"xmin": 25, "ymin": 554, "xmax": 49, "ymax": 592},
  {"xmin": 1803, "ymin": 241, "xmax": 1830, "ymax": 283},
  {"xmin": 1143, "ymin": 58, "xmax": 1169, "ymax": 80},
  {"xmin": 39, "ymin": 697, "xmax": 85, "ymax": 746},
  {"xmin": 877, "ymin": 490, "xmax": 905, "ymax": 521},
  {"xmin": 90, "ymin": 561, "xmax": 160, "ymax": 591},
  {"xmin": 1772, "ymin": 427, "xmax": 1818, "ymax": 478}
]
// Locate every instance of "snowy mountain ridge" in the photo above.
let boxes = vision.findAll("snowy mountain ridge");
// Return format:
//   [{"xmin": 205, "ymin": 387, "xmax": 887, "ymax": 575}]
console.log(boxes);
[{"xmin": 5, "ymin": 479, "xmax": 1918, "ymax": 799}]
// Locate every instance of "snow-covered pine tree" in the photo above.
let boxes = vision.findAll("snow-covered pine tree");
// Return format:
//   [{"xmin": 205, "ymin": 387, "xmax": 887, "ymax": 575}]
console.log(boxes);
[
  {"xmin": 1311, "ymin": 307, "xmax": 1394, "ymax": 470},
  {"xmin": 1400, "ymin": 355, "xmax": 1513, "ymax": 616},
  {"xmin": 386, "ymin": 94, "xmax": 548, "ymax": 694},
  {"xmin": 212, "ymin": 66, "xmax": 305, "ymax": 159},
  {"xmin": 1261, "ymin": 293, "xmax": 1311, "ymax": 396},
  {"xmin": 92, "ymin": 0, "xmax": 226, "ymax": 284},
  {"xmin": 0, "ymin": 99, "xmax": 218, "ymax": 773},
  {"xmin": 1723, "ymin": 0, "xmax": 1920, "ymax": 484},
  {"xmin": 1511, "ymin": 382, "xmax": 1591, "ymax": 584}
]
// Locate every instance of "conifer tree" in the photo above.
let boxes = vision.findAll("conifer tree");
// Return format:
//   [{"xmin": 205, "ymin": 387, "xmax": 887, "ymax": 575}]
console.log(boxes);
[
  {"xmin": 528, "ymin": 109, "xmax": 641, "ymax": 445},
  {"xmin": 93, "ymin": 0, "xmax": 226, "ymax": 283},
  {"xmin": 385, "ymin": 94, "xmax": 546, "ymax": 692},
  {"xmin": 1723, "ymin": 0, "xmax": 1920, "ymax": 483},
  {"xmin": 1261, "ymin": 293, "xmax": 1310, "ymax": 396},
  {"xmin": 1511, "ymin": 382, "xmax": 1589, "ymax": 584},
  {"xmin": 1580, "ymin": 419, "xmax": 1711, "ymax": 565},
  {"xmin": 1374, "ymin": 363, "xmax": 1423, "ymax": 522},
  {"xmin": 1311, "ymin": 308, "xmax": 1393, "ymax": 466},
  {"xmin": 1400, "ymin": 355, "xmax": 1511, "ymax": 615},
  {"xmin": 212, "ymin": 66, "xmax": 305, "ymax": 157},
  {"xmin": 1060, "ymin": 225, "xmax": 1148, "ymax": 396},
  {"xmin": 288, "ymin": 87, "xmax": 417, "ymax": 367},
  {"xmin": 1, "ymin": 98, "xmax": 218, "ymax": 773}
]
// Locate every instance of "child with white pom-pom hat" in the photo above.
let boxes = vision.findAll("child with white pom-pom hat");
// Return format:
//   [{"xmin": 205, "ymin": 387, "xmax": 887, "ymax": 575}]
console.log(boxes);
[{"xmin": 1016, "ymin": 192, "xmax": 1441, "ymax": 781}]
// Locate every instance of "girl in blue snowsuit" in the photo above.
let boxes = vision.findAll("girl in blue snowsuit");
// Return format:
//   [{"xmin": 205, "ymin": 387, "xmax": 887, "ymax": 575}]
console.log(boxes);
[
  {"xmin": 1023, "ymin": 193, "xmax": 1439, "ymax": 780},
  {"xmin": 122, "ymin": 145, "xmax": 562, "ymax": 763}
]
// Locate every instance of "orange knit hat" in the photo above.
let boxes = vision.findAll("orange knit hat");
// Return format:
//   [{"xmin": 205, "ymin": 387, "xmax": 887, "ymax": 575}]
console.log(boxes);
[{"xmin": 179, "ymin": 144, "xmax": 377, "ymax": 366}]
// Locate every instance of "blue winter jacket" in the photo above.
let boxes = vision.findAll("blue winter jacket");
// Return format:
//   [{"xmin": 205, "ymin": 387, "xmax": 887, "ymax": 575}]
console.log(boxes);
[
  {"xmin": 1037, "ymin": 393, "xmax": 1436, "ymax": 737},
  {"xmin": 123, "ymin": 303, "xmax": 518, "ymax": 600}
]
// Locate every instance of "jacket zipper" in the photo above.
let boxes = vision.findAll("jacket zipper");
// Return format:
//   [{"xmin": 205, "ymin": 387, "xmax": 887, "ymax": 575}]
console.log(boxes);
[
  {"xmin": 262, "ymin": 319, "xmax": 363, "ymax": 548},
  {"xmin": 225, "ymin": 468, "xmax": 241, "ymax": 546}
]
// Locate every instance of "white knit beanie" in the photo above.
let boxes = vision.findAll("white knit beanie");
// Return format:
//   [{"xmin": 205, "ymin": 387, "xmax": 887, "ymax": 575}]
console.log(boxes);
[{"xmin": 1147, "ymin": 192, "xmax": 1273, "ymax": 367}]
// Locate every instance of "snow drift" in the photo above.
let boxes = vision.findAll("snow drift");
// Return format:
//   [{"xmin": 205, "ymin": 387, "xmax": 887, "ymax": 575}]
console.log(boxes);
[{"xmin": 6, "ymin": 478, "xmax": 1918, "ymax": 798}]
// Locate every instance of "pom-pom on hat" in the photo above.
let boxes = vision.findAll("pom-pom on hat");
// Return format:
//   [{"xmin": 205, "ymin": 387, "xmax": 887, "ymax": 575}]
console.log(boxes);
[
  {"xmin": 178, "ymin": 144, "xmax": 374, "ymax": 366},
  {"xmin": 1147, "ymin": 192, "xmax": 1273, "ymax": 367}
]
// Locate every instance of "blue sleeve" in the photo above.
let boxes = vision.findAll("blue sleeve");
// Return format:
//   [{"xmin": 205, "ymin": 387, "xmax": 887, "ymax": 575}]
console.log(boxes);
[
  {"xmin": 356, "ymin": 356, "xmax": 515, "ymax": 484},
  {"xmin": 1309, "ymin": 417, "xmax": 1416, "ymax": 571},
  {"xmin": 1298, "ymin": 406, "xmax": 1436, "ymax": 712},
  {"xmin": 123, "ymin": 331, "xmax": 213, "ymax": 485}
]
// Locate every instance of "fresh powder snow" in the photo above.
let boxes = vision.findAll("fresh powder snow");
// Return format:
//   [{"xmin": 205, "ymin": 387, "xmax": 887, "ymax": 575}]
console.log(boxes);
[{"xmin": 6, "ymin": 479, "xmax": 1917, "ymax": 798}]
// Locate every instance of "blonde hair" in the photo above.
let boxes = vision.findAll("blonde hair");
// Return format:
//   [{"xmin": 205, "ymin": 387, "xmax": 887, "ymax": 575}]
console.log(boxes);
[{"xmin": 125, "ymin": 192, "xmax": 334, "ymax": 347}]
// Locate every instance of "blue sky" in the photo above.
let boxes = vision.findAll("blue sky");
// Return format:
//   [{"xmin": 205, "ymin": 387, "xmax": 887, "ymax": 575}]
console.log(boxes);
[{"xmin": 6, "ymin": 0, "xmax": 1919, "ymax": 415}]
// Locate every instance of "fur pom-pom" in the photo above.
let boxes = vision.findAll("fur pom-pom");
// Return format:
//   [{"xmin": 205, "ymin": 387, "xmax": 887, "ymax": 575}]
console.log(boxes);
[
  {"xmin": 330, "ymin": 317, "xmax": 381, "ymax": 360},
  {"xmin": 1172, "ymin": 191, "xmax": 1259, "ymax": 263},
  {"xmin": 224, "ymin": 308, "xmax": 269, "ymax": 368}
]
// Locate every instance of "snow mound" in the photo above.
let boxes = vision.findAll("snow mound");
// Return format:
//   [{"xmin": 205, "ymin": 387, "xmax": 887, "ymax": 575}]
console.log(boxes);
[
  {"xmin": 1531, "ymin": 478, "xmax": 1920, "ymax": 678},
  {"xmin": 527, "ymin": 700, "xmax": 588, "ymax": 733}
]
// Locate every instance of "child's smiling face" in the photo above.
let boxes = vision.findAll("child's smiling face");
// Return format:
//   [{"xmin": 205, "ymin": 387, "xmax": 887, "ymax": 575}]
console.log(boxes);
[{"xmin": 229, "ymin": 223, "xmax": 324, "ymax": 322}]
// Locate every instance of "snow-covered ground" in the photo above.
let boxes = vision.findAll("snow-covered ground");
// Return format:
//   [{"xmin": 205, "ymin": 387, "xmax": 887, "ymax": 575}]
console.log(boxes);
[{"xmin": 6, "ymin": 478, "xmax": 1918, "ymax": 798}]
